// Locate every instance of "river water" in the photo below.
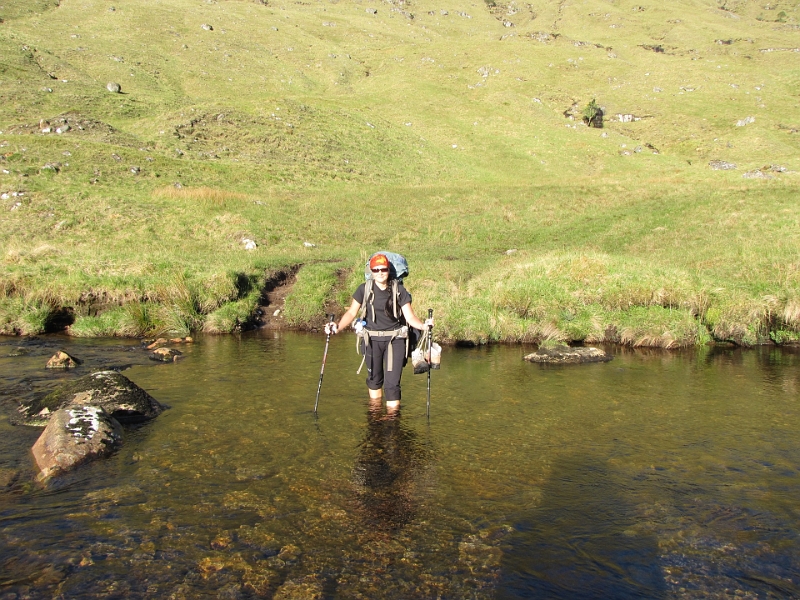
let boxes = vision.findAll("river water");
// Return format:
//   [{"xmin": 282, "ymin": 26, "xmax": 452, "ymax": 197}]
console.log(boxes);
[{"xmin": 1, "ymin": 332, "xmax": 800, "ymax": 598}]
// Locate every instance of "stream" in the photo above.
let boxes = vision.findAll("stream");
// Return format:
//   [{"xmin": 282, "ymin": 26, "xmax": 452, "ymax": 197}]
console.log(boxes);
[{"xmin": 1, "ymin": 332, "xmax": 800, "ymax": 598}]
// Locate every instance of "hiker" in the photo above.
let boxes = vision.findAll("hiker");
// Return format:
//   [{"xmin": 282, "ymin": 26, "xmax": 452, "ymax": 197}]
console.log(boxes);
[{"xmin": 325, "ymin": 253, "xmax": 433, "ymax": 411}]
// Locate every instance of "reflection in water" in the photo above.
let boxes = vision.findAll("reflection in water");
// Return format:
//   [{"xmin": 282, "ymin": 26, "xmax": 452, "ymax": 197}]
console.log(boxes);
[{"xmin": 352, "ymin": 404, "xmax": 429, "ymax": 532}]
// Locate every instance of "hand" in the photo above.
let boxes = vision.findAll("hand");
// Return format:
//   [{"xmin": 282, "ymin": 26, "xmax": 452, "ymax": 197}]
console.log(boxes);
[
  {"xmin": 424, "ymin": 318, "xmax": 434, "ymax": 329},
  {"xmin": 324, "ymin": 322, "xmax": 338, "ymax": 335}
]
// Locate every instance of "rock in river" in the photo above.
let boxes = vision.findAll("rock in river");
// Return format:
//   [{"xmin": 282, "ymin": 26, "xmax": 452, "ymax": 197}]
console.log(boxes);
[
  {"xmin": 149, "ymin": 347, "xmax": 182, "ymax": 362},
  {"xmin": 17, "ymin": 370, "xmax": 164, "ymax": 426},
  {"xmin": 46, "ymin": 350, "xmax": 82, "ymax": 369},
  {"xmin": 524, "ymin": 345, "xmax": 612, "ymax": 364},
  {"xmin": 31, "ymin": 405, "xmax": 122, "ymax": 480}
]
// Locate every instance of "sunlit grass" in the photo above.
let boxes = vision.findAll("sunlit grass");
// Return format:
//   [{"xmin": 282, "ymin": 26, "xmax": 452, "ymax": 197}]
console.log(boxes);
[{"xmin": 0, "ymin": 0, "xmax": 798, "ymax": 344}]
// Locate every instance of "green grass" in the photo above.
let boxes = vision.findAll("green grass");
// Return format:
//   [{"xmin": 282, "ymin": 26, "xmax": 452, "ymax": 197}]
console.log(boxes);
[{"xmin": 0, "ymin": 0, "xmax": 798, "ymax": 345}]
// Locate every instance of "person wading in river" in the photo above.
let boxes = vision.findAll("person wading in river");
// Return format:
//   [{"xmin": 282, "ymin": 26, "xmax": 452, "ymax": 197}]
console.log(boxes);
[{"xmin": 325, "ymin": 253, "xmax": 433, "ymax": 412}]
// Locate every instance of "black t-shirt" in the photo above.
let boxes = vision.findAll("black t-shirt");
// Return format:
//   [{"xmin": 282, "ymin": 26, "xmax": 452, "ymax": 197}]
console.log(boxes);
[{"xmin": 354, "ymin": 281, "xmax": 412, "ymax": 330}]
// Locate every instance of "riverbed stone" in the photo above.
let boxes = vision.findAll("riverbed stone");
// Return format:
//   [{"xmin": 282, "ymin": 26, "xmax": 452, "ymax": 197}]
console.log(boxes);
[
  {"xmin": 273, "ymin": 575, "xmax": 323, "ymax": 600},
  {"xmin": 149, "ymin": 347, "xmax": 182, "ymax": 362},
  {"xmin": 46, "ymin": 350, "xmax": 82, "ymax": 369},
  {"xmin": 146, "ymin": 337, "xmax": 169, "ymax": 349},
  {"xmin": 31, "ymin": 405, "xmax": 122, "ymax": 480},
  {"xmin": 17, "ymin": 370, "xmax": 164, "ymax": 426},
  {"xmin": 524, "ymin": 345, "xmax": 612, "ymax": 364}
]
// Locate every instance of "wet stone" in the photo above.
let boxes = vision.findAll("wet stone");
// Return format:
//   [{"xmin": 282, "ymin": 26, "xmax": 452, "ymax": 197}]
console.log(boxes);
[
  {"xmin": 17, "ymin": 370, "xmax": 164, "ymax": 426},
  {"xmin": 31, "ymin": 405, "xmax": 122, "ymax": 480},
  {"xmin": 46, "ymin": 350, "xmax": 82, "ymax": 369},
  {"xmin": 524, "ymin": 345, "xmax": 613, "ymax": 364},
  {"xmin": 145, "ymin": 337, "xmax": 169, "ymax": 349},
  {"xmin": 149, "ymin": 347, "xmax": 182, "ymax": 362}
]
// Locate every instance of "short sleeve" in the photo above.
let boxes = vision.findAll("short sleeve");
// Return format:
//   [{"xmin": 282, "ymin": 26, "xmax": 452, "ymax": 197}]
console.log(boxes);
[
  {"xmin": 397, "ymin": 284, "xmax": 412, "ymax": 307},
  {"xmin": 353, "ymin": 283, "xmax": 366, "ymax": 304}
]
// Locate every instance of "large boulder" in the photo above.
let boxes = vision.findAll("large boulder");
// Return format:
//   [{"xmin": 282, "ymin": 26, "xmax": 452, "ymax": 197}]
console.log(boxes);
[
  {"xmin": 17, "ymin": 370, "xmax": 164, "ymax": 426},
  {"xmin": 524, "ymin": 345, "xmax": 613, "ymax": 364},
  {"xmin": 31, "ymin": 406, "xmax": 122, "ymax": 480}
]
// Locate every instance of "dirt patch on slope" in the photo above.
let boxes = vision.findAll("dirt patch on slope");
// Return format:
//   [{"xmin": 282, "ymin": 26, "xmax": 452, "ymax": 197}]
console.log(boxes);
[{"xmin": 254, "ymin": 267, "xmax": 299, "ymax": 330}]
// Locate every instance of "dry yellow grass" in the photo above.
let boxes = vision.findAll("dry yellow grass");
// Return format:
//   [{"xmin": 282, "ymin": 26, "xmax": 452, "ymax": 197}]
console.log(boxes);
[{"xmin": 153, "ymin": 186, "xmax": 249, "ymax": 206}]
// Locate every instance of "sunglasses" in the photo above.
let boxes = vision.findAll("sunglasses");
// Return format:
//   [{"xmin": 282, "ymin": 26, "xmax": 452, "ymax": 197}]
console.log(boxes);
[{"xmin": 371, "ymin": 267, "xmax": 389, "ymax": 273}]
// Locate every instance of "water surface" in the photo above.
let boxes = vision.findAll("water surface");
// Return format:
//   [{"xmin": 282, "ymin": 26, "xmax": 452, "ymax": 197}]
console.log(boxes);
[{"xmin": 1, "ymin": 333, "xmax": 799, "ymax": 598}]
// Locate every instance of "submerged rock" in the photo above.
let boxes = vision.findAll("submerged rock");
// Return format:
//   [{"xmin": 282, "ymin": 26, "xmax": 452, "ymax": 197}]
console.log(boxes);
[
  {"xmin": 46, "ymin": 350, "xmax": 82, "ymax": 369},
  {"xmin": 17, "ymin": 370, "xmax": 164, "ymax": 426},
  {"xmin": 524, "ymin": 345, "xmax": 613, "ymax": 364},
  {"xmin": 31, "ymin": 405, "xmax": 122, "ymax": 480},
  {"xmin": 273, "ymin": 575, "xmax": 323, "ymax": 600}
]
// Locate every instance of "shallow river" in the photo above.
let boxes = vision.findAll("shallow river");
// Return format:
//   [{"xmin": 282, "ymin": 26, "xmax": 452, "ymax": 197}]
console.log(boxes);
[{"xmin": 1, "ymin": 332, "xmax": 800, "ymax": 598}]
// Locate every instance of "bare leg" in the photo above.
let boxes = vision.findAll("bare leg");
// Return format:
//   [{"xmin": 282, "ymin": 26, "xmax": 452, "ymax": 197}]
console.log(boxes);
[
  {"xmin": 369, "ymin": 388, "xmax": 383, "ymax": 400},
  {"xmin": 385, "ymin": 400, "xmax": 400, "ymax": 415}
]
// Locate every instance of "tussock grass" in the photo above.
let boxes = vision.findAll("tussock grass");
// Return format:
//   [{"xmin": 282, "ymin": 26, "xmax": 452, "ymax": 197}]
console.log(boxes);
[
  {"xmin": 0, "ymin": 296, "xmax": 56, "ymax": 335},
  {"xmin": 283, "ymin": 263, "xmax": 342, "ymax": 327}
]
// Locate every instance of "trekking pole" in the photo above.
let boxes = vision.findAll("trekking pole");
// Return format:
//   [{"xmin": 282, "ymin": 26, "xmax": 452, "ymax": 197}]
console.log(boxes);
[
  {"xmin": 426, "ymin": 309, "xmax": 433, "ymax": 418},
  {"xmin": 314, "ymin": 314, "xmax": 335, "ymax": 414}
]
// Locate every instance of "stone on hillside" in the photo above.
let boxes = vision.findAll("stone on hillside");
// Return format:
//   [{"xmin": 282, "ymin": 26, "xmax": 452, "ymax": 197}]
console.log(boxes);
[
  {"xmin": 31, "ymin": 406, "xmax": 122, "ymax": 480},
  {"xmin": 736, "ymin": 116, "xmax": 755, "ymax": 127},
  {"xmin": 46, "ymin": 350, "xmax": 82, "ymax": 369},
  {"xmin": 743, "ymin": 170, "xmax": 773, "ymax": 179},
  {"xmin": 524, "ymin": 345, "xmax": 612, "ymax": 364},
  {"xmin": 106, "ymin": 82, "xmax": 121, "ymax": 93},
  {"xmin": 149, "ymin": 347, "xmax": 182, "ymax": 362},
  {"xmin": 366, "ymin": 7, "xmax": 377, "ymax": 13},
  {"xmin": 201, "ymin": 23, "xmax": 213, "ymax": 30},
  {"xmin": 709, "ymin": 160, "xmax": 737, "ymax": 170},
  {"xmin": 17, "ymin": 370, "xmax": 164, "ymax": 426}
]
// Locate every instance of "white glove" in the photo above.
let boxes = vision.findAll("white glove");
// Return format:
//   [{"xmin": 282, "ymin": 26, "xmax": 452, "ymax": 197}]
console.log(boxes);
[
  {"xmin": 354, "ymin": 320, "xmax": 365, "ymax": 334},
  {"xmin": 324, "ymin": 322, "xmax": 338, "ymax": 335},
  {"xmin": 424, "ymin": 318, "xmax": 434, "ymax": 329}
]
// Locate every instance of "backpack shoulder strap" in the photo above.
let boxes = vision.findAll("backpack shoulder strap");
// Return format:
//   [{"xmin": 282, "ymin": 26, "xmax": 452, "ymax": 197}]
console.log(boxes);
[
  {"xmin": 391, "ymin": 279, "xmax": 399, "ymax": 319},
  {"xmin": 357, "ymin": 279, "xmax": 374, "ymax": 323}
]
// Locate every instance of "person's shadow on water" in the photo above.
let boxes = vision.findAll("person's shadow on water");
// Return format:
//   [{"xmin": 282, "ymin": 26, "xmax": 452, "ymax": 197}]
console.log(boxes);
[{"xmin": 351, "ymin": 403, "xmax": 429, "ymax": 532}]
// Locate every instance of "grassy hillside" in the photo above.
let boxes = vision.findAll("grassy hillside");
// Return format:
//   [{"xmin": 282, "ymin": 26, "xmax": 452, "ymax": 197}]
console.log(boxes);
[{"xmin": 0, "ymin": 0, "xmax": 798, "ymax": 345}]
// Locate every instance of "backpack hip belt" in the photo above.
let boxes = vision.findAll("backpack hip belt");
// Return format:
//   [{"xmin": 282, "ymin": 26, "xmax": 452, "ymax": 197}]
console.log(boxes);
[{"xmin": 356, "ymin": 326, "xmax": 409, "ymax": 374}]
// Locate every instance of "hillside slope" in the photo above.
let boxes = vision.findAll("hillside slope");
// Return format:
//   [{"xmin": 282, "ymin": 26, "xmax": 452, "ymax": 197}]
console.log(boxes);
[{"xmin": 1, "ymin": 0, "xmax": 799, "ymax": 344}]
